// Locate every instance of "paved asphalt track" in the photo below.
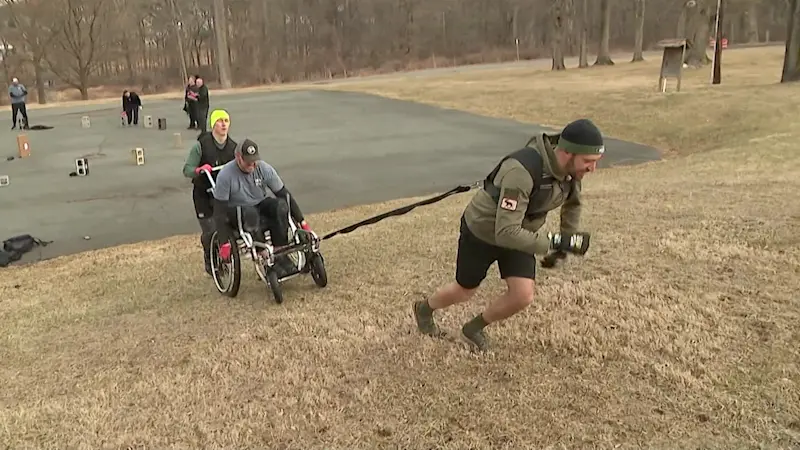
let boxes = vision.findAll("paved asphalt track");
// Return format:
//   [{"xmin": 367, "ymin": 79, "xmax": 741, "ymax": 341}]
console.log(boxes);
[{"xmin": 0, "ymin": 88, "xmax": 661, "ymax": 264}]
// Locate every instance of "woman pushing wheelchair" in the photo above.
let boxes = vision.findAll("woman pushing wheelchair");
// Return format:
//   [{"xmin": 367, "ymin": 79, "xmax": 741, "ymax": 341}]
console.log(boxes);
[{"xmin": 205, "ymin": 138, "xmax": 314, "ymax": 278}]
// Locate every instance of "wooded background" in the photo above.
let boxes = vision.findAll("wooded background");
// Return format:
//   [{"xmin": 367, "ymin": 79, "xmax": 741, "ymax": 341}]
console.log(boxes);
[{"xmin": 0, "ymin": 0, "xmax": 794, "ymax": 104}]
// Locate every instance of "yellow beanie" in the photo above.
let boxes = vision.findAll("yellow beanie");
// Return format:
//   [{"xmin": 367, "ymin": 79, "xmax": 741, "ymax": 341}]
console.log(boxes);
[{"xmin": 209, "ymin": 109, "xmax": 230, "ymax": 128}]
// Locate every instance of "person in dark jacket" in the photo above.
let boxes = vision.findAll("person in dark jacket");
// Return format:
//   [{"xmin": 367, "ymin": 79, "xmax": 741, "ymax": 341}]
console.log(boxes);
[
  {"xmin": 181, "ymin": 109, "xmax": 237, "ymax": 275},
  {"xmin": 183, "ymin": 75, "xmax": 197, "ymax": 129},
  {"xmin": 122, "ymin": 90, "xmax": 142, "ymax": 126},
  {"xmin": 193, "ymin": 77, "xmax": 210, "ymax": 133}
]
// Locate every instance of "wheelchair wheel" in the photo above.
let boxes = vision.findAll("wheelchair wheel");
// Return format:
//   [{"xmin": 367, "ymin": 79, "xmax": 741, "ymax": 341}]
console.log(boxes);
[
  {"xmin": 266, "ymin": 269, "xmax": 284, "ymax": 304},
  {"xmin": 309, "ymin": 252, "xmax": 328, "ymax": 288},
  {"xmin": 210, "ymin": 231, "xmax": 241, "ymax": 298}
]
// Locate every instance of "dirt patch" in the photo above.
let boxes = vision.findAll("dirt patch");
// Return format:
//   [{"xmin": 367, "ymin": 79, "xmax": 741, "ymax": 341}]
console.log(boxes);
[{"xmin": 1, "ymin": 46, "xmax": 799, "ymax": 448}]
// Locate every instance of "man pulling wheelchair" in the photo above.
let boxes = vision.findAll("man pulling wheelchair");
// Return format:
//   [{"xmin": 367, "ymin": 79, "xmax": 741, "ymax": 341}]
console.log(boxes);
[{"xmin": 206, "ymin": 138, "xmax": 313, "ymax": 278}]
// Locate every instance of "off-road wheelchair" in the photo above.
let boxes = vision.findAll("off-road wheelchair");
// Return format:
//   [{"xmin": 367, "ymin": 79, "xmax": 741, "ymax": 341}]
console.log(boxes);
[{"xmin": 200, "ymin": 166, "xmax": 328, "ymax": 303}]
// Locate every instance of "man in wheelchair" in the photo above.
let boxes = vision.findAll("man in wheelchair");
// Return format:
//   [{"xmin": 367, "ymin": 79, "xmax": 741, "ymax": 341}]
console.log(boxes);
[{"xmin": 211, "ymin": 138, "xmax": 313, "ymax": 277}]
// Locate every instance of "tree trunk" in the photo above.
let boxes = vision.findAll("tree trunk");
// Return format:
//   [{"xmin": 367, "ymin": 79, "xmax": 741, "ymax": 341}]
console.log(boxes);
[
  {"xmin": 169, "ymin": 0, "xmax": 189, "ymax": 86},
  {"xmin": 747, "ymin": 2, "xmax": 759, "ymax": 43},
  {"xmin": 122, "ymin": 33, "xmax": 136, "ymax": 85},
  {"xmin": 259, "ymin": 0, "xmax": 270, "ymax": 81},
  {"xmin": 213, "ymin": 0, "xmax": 233, "ymax": 88},
  {"xmin": 552, "ymin": 0, "xmax": 566, "ymax": 70},
  {"xmin": 34, "ymin": 58, "xmax": 46, "ymax": 104},
  {"xmin": 79, "ymin": 67, "xmax": 90, "ymax": 100},
  {"xmin": 578, "ymin": 0, "xmax": 589, "ymax": 68},
  {"xmin": 564, "ymin": 0, "xmax": 576, "ymax": 55},
  {"xmin": 677, "ymin": 6, "xmax": 687, "ymax": 38},
  {"xmin": 594, "ymin": 0, "xmax": 615, "ymax": 65},
  {"xmin": 632, "ymin": 0, "xmax": 646, "ymax": 62},
  {"xmin": 781, "ymin": 0, "xmax": 800, "ymax": 82},
  {"xmin": 684, "ymin": 0, "xmax": 713, "ymax": 67},
  {"xmin": 0, "ymin": 53, "xmax": 10, "ymax": 106}
]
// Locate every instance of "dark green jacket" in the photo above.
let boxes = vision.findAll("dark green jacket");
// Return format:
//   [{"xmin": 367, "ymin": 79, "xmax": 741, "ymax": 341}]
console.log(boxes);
[
  {"xmin": 196, "ymin": 85, "xmax": 209, "ymax": 109},
  {"xmin": 462, "ymin": 133, "xmax": 582, "ymax": 255}
]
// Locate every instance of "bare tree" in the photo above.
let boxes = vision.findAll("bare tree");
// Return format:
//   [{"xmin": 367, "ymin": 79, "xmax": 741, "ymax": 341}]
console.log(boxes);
[
  {"xmin": 595, "ymin": 0, "xmax": 615, "ymax": 65},
  {"xmin": 683, "ymin": 0, "xmax": 714, "ymax": 66},
  {"xmin": 746, "ymin": 0, "xmax": 760, "ymax": 42},
  {"xmin": 632, "ymin": 0, "xmax": 646, "ymax": 61},
  {"xmin": 552, "ymin": 0, "xmax": 567, "ymax": 70},
  {"xmin": 0, "ymin": 0, "xmax": 787, "ymax": 98},
  {"xmin": 578, "ymin": 0, "xmax": 590, "ymax": 67},
  {"xmin": 46, "ymin": 0, "xmax": 111, "ymax": 99},
  {"xmin": 168, "ymin": 0, "xmax": 189, "ymax": 85},
  {"xmin": 781, "ymin": 0, "xmax": 800, "ymax": 81},
  {"xmin": 212, "ymin": 0, "xmax": 232, "ymax": 88},
  {"xmin": 4, "ymin": 0, "xmax": 58, "ymax": 104}
]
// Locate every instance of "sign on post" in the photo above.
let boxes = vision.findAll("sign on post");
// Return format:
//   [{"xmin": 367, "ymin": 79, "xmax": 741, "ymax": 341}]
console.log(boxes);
[{"xmin": 657, "ymin": 38, "xmax": 690, "ymax": 93}]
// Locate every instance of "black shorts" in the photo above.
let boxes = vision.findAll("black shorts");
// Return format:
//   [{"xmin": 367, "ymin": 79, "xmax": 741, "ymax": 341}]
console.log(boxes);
[{"xmin": 455, "ymin": 217, "xmax": 536, "ymax": 289}]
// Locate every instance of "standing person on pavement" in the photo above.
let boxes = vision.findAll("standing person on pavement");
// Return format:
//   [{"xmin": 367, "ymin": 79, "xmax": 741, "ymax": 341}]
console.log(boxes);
[
  {"xmin": 194, "ymin": 76, "xmax": 210, "ymax": 133},
  {"xmin": 181, "ymin": 109, "xmax": 238, "ymax": 275},
  {"xmin": 183, "ymin": 75, "xmax": 197, "ymax": 129},
  {"xmin": 122, "ymin": 90, "xmax": 142, "ymax": 126},
  {"xmin": 8, "ymin": 77, "xmax": 29, "ymax": 130},
  {"xmin": 413, "ymin": 118, "xmax": 605, "ymax": 352}
]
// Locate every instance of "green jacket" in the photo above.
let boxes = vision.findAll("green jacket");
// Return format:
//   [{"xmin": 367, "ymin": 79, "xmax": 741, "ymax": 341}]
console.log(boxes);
[{"xmin": 462, "ymin": 133, "xmax": 582, "ymax": 255}]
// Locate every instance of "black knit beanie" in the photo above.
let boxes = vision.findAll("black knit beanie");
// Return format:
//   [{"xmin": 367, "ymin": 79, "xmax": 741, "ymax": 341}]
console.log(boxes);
[{"xmin": 559, "ymin": 119, "xmax": 605, "ymax": 155}]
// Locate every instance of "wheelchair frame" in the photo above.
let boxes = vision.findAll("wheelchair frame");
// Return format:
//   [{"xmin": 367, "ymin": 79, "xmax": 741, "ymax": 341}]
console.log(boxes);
[{"xmin": 200, "ymin": 165, "xmax": 328, "ymax": 303}]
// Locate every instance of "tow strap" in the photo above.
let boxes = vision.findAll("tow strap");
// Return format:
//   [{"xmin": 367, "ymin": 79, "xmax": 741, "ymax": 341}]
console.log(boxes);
[{"xmin": 321, "ymin": 181, "xmax": 480, "ymax": 241}]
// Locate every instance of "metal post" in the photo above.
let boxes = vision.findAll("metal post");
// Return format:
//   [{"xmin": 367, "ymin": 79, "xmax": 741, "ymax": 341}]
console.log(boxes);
[{"xmin": 711, "ymin": 0, "xmax": 723, "ymax": 84}]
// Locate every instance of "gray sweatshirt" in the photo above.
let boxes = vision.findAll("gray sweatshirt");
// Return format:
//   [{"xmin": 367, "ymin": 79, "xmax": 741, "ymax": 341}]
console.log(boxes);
[{"xmin": 8, "ymin": 84, "xmax": 27, "ymax": 104}]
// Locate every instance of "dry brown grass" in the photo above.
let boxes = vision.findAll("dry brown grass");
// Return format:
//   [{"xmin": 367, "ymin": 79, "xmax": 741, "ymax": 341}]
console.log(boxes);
[
  {"xmin": 328, "ymin": 46, "xmax": 795, "ymax": 158},
  {"xmin": 2, "ymin": 46, "xmax": 799, "ymax": 449}
]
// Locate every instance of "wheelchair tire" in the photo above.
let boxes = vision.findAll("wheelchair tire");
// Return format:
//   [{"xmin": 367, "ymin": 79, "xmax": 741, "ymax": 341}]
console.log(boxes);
[
  {"xmin": 267, "ymin": 269, "xmax": 284, "ymax": 304},
  {"xmin": 309, "ymin": 252, "xmax": 328, "ymax": 288},
  {"xmin": 210, "ymin": 232, "xmax": 241, "ymax": 298}
]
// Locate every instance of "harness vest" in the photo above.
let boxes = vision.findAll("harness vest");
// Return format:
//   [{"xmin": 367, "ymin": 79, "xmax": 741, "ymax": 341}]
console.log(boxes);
[
  {"xmin": 192, "ymin": 132, "xmax": 237, "ymax": 191},
  {"xmin": 483, "ymin": 139, "xmax": 578, "ymax": 221}
]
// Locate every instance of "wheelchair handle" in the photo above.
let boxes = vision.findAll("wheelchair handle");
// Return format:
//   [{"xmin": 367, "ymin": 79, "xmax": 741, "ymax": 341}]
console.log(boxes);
[{"xmin": 200, "ymin": 165, "xmax": 225, "ymax": 192}]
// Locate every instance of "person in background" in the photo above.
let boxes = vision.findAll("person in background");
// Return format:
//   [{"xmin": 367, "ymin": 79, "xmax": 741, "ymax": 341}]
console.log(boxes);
[
  {"xmin": 194, "ymin": 76, "xmax": 210, "ymax": 133},
  {"xmin": 122, "ymin": 90, "xmax": 142, "ymax": 126},
  {"xmin": 184, "ymin": 75, "xmax": 197, "ymax": 129},
  {"xmin": 8, "ymin": 77, "xmax": 29, "ymax": 130}
]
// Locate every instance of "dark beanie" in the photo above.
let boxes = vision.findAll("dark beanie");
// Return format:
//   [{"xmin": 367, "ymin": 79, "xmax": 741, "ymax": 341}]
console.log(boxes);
[{"xmin": 559, "ymin": 119, "xmax": 605, "ymax": 155}]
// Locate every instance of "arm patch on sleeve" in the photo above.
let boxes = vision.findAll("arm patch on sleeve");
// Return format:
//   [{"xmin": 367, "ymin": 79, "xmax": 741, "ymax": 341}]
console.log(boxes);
[{"xmin": 500, "ymin": 188, "xmax": 520, "ymax": 211}]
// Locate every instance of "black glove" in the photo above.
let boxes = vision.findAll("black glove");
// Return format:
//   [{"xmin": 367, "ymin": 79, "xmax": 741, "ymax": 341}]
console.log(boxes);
[
  {"xmin": 549, "ymin": 232, "xmax": 591, "ymax": 256},
  {"xmin": 540, "ymin": 250, "xmax": 567, "ymax": 268}
]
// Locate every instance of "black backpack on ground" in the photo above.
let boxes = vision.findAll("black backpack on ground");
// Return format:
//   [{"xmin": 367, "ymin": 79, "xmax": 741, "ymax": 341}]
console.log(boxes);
[{"xmin": 0, "ymin": 234, "xmax": 52, "ymax": 267}]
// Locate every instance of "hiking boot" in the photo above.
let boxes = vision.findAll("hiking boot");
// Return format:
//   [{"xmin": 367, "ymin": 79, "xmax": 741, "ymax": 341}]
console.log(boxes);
[
  {"xmin": 413, "ymin": 300, "xmax": 443, "ymax": 337},
  {"xmin": 462, "ymin": 325, "xmax": 490, "ymax": 352}
]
